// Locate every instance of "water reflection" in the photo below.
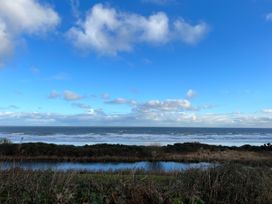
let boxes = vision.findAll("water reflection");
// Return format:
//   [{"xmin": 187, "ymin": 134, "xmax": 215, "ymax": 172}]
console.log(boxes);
[
  {"xmin": 0, "ymin": 161, "xmax": 215, "ymax": 172},
  {"xmin": 146, "ymin": 162, "xmax": 163, "ymax": 171}
]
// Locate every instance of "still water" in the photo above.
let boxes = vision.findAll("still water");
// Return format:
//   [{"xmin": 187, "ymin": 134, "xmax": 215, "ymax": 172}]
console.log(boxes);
[{"xmin": 0, "ymin": 161, "xmax": 215, "ymax": 172}]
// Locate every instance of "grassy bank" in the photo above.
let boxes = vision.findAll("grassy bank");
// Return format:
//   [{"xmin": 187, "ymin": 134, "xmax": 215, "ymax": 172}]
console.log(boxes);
[
  {"xmin": 0, "ymin": 164, "xmax": 271, "ymax": 204},
  {"xmin": 0, "ymin": 142, "xmax": 271, "ymax": 166}
]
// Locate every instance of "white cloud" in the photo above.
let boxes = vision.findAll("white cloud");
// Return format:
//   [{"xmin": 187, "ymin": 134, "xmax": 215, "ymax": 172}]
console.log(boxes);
[
  {"xmin": 101, "ymin": 93, "xmax": 110, "ymax": 100},
  {"xmin": 137, "ymin": 99, "xmax": 192, "ymax": 112},
  {"xmin": 48, "ymin": 90, "xmax": 60, "ymax": 99},
  {"xmin": 1, "ymin": 91, "xmax": 272, "ymax": 126},
  {"xmin": 48, "ymin": 90, "xmax": 82, "ymax": 101},
  {"xmin": 1, "ymin": 110, "xmax": 272, "ymax": 127},
  {"xmin": 0, "ymin": 20, "xmax": 12, "ymax": 65},
  {"xmin": 0, "ymin": 0, "xmax": 60, "ymax": 34},
  {"xmin": 63, "ymin": 90, "xmax": 82, "ymax": 101},
  {"xmin": 67, "ymin": 4, "xmax": 209, "ymax": 55},
  {"xmin": 186, "ymin": 89, "xmax": 197, "ymax": 99},
  {"xmin": 105, "ymin": 97, "xmax": 193, "ymax": 111},
  {"xmin": 266, "ymin": 13, "xmax": 272, "ymax": 21},
  {"xmin": 106, "ymin": 98, "xmax": 137, "ymax": 106},
  {"xmin": 173, "ymin": 20, "xmax": 209, "ymax": 44},
  {"xmin": 0, "ymin": 0, "xmax": 60, "ymax": 64},
  {"xmin": 263, "ymin": 108, "xmax": 272, "ymax": 113}
]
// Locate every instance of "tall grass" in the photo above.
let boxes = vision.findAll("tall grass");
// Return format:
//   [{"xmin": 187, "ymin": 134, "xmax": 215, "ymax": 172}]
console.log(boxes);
[{"xmin": 0, "ymin": 164, "xmax": 271, "ymax": 204}]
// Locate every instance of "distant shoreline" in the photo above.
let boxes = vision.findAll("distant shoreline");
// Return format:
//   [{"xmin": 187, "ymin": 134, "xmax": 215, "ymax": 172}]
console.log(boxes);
[{"xmin": 2, "ymin": 126, "xmax": 272, "ymax": 147}]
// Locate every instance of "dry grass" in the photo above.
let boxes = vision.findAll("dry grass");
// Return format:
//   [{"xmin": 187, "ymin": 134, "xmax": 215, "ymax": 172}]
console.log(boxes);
[{"xmin": 0, "ymin": 164, "xmax": 272, "ymax": 204}]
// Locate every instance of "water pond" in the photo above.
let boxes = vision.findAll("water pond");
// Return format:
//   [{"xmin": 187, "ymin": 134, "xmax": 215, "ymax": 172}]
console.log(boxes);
[{"xmin": 0, "ymin": 161, "xmax": 216, "ymax": 172}]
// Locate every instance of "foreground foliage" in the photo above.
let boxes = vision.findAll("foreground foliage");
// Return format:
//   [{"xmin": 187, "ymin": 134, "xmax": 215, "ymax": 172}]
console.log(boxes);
[{"xmin": 0, "ymin": 164, "xmax": 271, "ymax": 204}]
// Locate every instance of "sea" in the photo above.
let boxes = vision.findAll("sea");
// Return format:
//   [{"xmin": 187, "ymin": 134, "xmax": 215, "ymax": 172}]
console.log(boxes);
[{"xmin": 0, "ymin": 126, "xmax": 272, "ymax": 146}]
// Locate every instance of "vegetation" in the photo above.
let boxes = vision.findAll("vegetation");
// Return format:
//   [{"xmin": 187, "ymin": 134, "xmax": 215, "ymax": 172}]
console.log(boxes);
[
  {"xmin": 0, "ymin": 143, "xmax": 271, "ymax": 203},
  {"xmin": 0, "ymin": 164, "xmax": 271, "ymax": 204},
  {"xmin": 0, "ymin": 138, "xmax": 11, "ymax": 144},
  {"xmin": 0, "ymin": 142, "xmax": 271, "ymax": 166}
]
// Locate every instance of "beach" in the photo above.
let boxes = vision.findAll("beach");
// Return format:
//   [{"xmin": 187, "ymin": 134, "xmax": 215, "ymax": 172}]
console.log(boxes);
[{"xmin": 1, "ymin": 127, "xmax": 272, "ymax": 203}]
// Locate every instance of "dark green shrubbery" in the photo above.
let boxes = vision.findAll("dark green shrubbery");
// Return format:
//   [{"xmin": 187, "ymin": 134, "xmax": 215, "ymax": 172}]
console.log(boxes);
[{"xmin": 0, "ymin": 142, "xmax": 271, "ymax": 160}]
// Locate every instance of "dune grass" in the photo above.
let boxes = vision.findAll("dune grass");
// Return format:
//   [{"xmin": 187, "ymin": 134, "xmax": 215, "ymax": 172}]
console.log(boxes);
[{"xmin": 0, "ymin": 164, "xmax": 271, "ymax": 204}]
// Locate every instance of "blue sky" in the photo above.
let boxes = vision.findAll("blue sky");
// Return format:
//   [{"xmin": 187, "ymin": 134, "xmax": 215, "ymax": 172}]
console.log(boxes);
[{"xmin": 0, "ymin": 0, "xmax": 272, "ymax": 127}]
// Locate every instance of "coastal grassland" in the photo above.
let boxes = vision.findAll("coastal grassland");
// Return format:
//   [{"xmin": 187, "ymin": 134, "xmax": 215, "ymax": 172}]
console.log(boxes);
[
  {"xmin": 0, "ymin": 142, "xmax": 271, "ymax": 166},
  {"xmin": 0, "ymin": 164, "xmax": 272, "ymax": 204}
]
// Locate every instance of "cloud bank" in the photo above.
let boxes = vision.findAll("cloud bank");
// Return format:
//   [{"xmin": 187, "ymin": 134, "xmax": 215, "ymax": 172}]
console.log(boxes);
[
  {"xmin": 1, "ymin": 110, "xmax": 272, "ymax": 127},
  {"xmin": 1, "ymin": 89, "xmax": 272, "ymax": 126}
]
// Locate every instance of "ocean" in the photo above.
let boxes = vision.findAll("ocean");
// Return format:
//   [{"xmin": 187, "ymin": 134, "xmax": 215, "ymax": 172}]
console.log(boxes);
[{"xmin": 0, "ymin": 126, "xmax": 272, "ymax": 146}]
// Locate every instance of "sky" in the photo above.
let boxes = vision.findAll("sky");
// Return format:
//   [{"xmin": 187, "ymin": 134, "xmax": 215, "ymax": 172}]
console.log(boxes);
[{"xmin": 0, "ymin": 0, "xmax": 272, "ymax": 127}]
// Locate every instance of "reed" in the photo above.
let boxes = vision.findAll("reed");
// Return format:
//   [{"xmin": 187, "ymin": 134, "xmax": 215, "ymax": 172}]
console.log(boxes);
[{"xmin": 0, "ymin": 164, "xmax": 271, "ymax": 204}]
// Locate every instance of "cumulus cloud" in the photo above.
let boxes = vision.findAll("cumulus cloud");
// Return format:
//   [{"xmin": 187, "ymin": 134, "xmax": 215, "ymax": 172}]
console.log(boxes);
[
  {"xmin": 105, "ymin": 97, "xmax": 193, "ymax": 111},
  {"xmin": 0, "ymin": 0, "xmax": 60, "ymax": 64},
  {"xmin": 136, "ymin": 99, "xmax": 192, "ymax": 112},
  {"xmin": 173, "ymin": 20, "xmax": 209, "ymax": 44},
  {"xmin": 186, "ymin": 89, "xmax": 197, "ymax": 99},
  {"xmin": 48, "ymin": 90, "xmax": 82, "ymax": 101},
  {"xmin": 105, "ymin": 98, "xmax": 137, "ymax": 106},
  {"xmin": 1, "ymin": 90, "xmax": 271, "ymax": 126},
  {"xmin": 63, "ymin": 90, "xmax": 82, "ymax": 101},
  {"xmin": 266, "ymin": 13, "xmax": 272, "ymax": 21},
  {"xmin": 72, "ymin": 103, "xmax": 104, "ymax": 115},
  {"xmin": 263, "ymin": 108, "xmax": 272, "ymax": 113},
  {"xmin": 67, "ymin": 4, "xmax": 209, "ymax": 55}
]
